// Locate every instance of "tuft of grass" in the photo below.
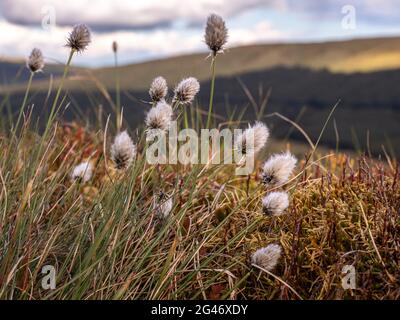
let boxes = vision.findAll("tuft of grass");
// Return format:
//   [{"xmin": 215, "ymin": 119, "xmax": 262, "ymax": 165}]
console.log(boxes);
[{"xmin": 0, "ymin": 121, "xmax": 398, "ymax": 299}]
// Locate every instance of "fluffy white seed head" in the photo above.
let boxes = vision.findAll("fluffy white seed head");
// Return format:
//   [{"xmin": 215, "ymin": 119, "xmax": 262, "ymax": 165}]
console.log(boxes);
[
  {"xmin": 204, "ymin": 13, "xmax": 228, "ymax": 55},
  {"xmin": 110, "ymin": 131, "xmax": 136, "ymax": 170},
  {"xmin": 145, "ymin": 101, "xmax": 173, "ymax": 141},
  {"xmin": 262, "ymin": 152, "xmax": 297, "ymax": 187},
  {"xmin": 251, "ymin": 244, "xmax": 282, "ymax": 271},
  {"xmin": 262, "ymin": 191, "xmax": 289, "ymax": 216},
  {"xmin": 173, "ymin": 77, "xmax": 200, "ymax": 104},
  {"xmin": 149, "ymin": 76, "xmax": 168, "ymax": 102},
  {"xmin": 67, "ymin": 24, "xmax": 91, "ymax": 52},
  {"xmin": 236, "ymin": 121, "xmax": 269, "ymax": 158},
  {"xmin": 145, "ymin": 101, "xmax": 173, "ymax": 136},
  {"xmin": 71, "ymin": 161, "xmax": 93, "ymax": 183},
  {"xmin": 26, "ymin": 48, "xmax": 44, "ymax": 73},
  {"xmin": 154, "ymin": 196, "xmax": 173, "ymax": 219},
  {"xmin": 112, "ymin": 41, "xmax": 118, "ymax": 53}
]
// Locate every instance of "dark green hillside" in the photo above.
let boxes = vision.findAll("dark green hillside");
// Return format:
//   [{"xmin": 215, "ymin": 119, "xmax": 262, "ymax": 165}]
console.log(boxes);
[
  {"xmin": 0, "ymin": 59, "xmax": 71, "ymax": 85},
  {"xmin": 2, "ymin": 66, "xmax": 399, "ymax": 156}
]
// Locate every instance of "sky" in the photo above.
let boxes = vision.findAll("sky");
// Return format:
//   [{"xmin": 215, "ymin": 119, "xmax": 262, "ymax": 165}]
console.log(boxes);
[{"xmin": 1, "ymin": 0, "xmax": 400, "ymax": 67}]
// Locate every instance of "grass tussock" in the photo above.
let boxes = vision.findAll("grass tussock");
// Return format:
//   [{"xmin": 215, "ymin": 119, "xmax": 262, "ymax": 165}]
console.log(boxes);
[{"xmin": 0, "ymin": 123, "xmax": 398, "ymax": 299}]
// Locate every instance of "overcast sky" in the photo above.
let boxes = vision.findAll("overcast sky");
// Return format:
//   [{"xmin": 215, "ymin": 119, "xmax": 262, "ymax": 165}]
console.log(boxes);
[{"xmin": 1, "ymin": 0, "xmax": 400, "ymax": 67}]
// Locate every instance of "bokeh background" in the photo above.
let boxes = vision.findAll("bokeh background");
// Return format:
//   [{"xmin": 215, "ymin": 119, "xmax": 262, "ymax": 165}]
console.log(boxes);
[
  {"xmin": 1, "ymin": 0, "xmax": 400, "ymax": 66},
  {"xmin": 1, "ymin": 0, "xmax": 400, "ymax": 156}
]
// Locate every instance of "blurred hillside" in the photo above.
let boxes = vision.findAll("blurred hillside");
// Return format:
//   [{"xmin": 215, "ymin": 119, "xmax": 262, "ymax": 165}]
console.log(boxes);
[
  {"xmin": 1, "ymin": 36, "xmax": 400, "ymax": 156},
  {"xmin": 3, "ymin": 36, "xmax": 400, "ymax": 92},
  {"xmin": 93, "ymin": 36, "xmax": 400, "ymax": 91}
]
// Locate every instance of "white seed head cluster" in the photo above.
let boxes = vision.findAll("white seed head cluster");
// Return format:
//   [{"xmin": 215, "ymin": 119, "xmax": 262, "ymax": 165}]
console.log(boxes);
[
  {"xmin": 110, "ymin": 131, "xmax": 136, "ymax": 170},
  {"xmin": 251, "ymin": 244, "xmax": 282, "ymax": 271},
  {"xmin": 71, "ymin": 161, "xmax": 93, "ymax": 183},
  {"xmin": 149, "ymin": 76, "xmax": 168, "ymax": 102},
  {"xmin": 204, "ymin": 14, "xmax": 228, "ymax": 54},
  {"xmin": 154, "ymin": 196, "xmax": 173, "ymax": 219},
  {"xmin": 236, "ymin": 121, "xmax": 269, "ymax": 157},
  {"xmin": 262, "ymin": 191, "xmax": 289, "ymax": 216},
  {"xmin": 26, "ymin": 48, "xmax": 44, "ymax": 73},
  {"xmin": 66, "ymin": 24, "xmax": 91, "ymax": 52},
  {"xmin": 173, "ymin": 77, "xmax": 200, "ymax": 104},
  {"xmin": 145, "ymin": 101, "xmax": 173, "ymax": 133},
  {"xmin": 112, "ymin": 41, "xmax": 118, "ymax": 53},
  {"xmin": 262, "ymin": 152, "xmax": 297, "ymax": 187}
]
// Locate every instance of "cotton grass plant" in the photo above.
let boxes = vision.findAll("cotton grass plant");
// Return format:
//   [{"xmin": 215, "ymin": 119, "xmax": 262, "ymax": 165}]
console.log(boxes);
[
  {"xmin": 45, "ymin": 24, "xmax": 91, "ymax": 136},
  {"xmin": 13, "ymin": 48, "xmax": 45, "ymax": 135},
  {"xmin": 110, "ymin": 130, "xmax": 136, "ymax": 170},
  {"xmin": 262, "ymin": 192, "xmax": 289, "ymax": 216},
  {"xmin": 71, "ymin": 161, "xmax": 94, "ymax": 183},
  {"xmin": 145, "ymin": 101, "xmax": 174, "ymax": 135},
  {"xmin": 261, "ymin": 152, "xmax": 297, "ymax": 187},
  {"xmin": 112, "ymin": 41, "xmax": 121, "ymax": 131},
  {"xmin": 204, "ymin": 13, "xmax": 228, "ymax": 129},
  {"xmin": 173, "ymin": 77, "xmax": 200, "ymax": 106},
  {"xmin": 251, "ymin": 244, "xmax": 282, "ymax": 272},
  {"xmin": 149, "ymin": 76, "xmax": 168, "ymax": 103}
]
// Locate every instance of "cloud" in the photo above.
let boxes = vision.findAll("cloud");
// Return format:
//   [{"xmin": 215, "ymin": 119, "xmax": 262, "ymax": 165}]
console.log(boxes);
[
  {"xmin": 2, "ymin": 0, "xmax": 400, "ymax": 32},
  {"xmin": 0, "ymin": 0, "xmax": 273, "ymax": 31},
  {"xmin": 283, "ymin": 0, "xmax": 400, "ymax": 23},
  {"xmin": 0, "ymin": 17, "xmax": 285, "ymax": 66},
  {"xmin": 229, "ymin": 21, "xmax": 284, "ymax": 45},
  {"xmin": 1, "ymin": 0, "xmax": 399, "ymax": 66}
]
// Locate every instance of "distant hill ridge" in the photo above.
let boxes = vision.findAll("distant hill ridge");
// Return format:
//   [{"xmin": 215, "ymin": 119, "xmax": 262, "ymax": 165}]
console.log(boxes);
[
  {"xmin": 2, "ymin": 36, "xmax": 400, "ymax": 156},
  {"xmin": 93, "ymin": 36, "xmax": 400, "ymax": 91},
  {"xmin": 2, "ymin": 36, "xmax": 400, "ymax": 92}
]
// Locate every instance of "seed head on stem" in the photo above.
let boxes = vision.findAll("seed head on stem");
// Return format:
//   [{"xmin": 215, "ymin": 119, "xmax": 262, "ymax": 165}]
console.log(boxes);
[
  {"xmin": 251, "ymin": 244, "xmax": 282, "ymax": 271},
  {"xmin": 261, "ymin": 152, "xmax": 297, "ymax": 187},
  {"xmin": 235, "ymin": 122, "xmax": 269, "ymax": 159},
  {"xmin": 71, "ymin": 161, "xmax": 93, "ymax": 183},
  {"xmin": 149, "ymin": 76, "xmax": 168, "ymax": 103},
  {"xmin": 26, "ymin": 48, "xmax": 44, "ymax": 73},
  {"xmin": 66, "ymin": 24, "xmax": 91, "ymax": 53},
  {"xmin": 110, "ymin": 131, "xmax": 136, "ymax": 170},
  {"xmin": 205, "ymin": 13, "xmax": 228, "ymax": 56},
  {"xmin": 262, "ymin": 191, "xmax": 289, "ymax": 216},
  {"xmin": 112, "ymin": 41, "xmax": 118, "ymax": 53},
  {"xmin": 173, "ymin": 77, "xmax": 200, "ymax": 105}
]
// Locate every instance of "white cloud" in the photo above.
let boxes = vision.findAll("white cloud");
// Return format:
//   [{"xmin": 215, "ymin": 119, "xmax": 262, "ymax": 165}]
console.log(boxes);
[
  {"xmin": 284, "ymin": 0, "xmax": 400, "ymax": 22},
  {"xmin": 0, "ymin": 0, "xmax": 272, "ymax": 29},
  {"xmin": 229, "ymin": 21, "xmax": 283, "ymax": 45},
  {"xmin": 2, "ymin": 0, "xmax": 400, "ymax": 30},
  {"xmin": 1, "ymin": 0, "xmax": 399, "ymax": 66},
  {"xmin": 0, "ymin": 17, "xmax": 285, "ymax": 66}
]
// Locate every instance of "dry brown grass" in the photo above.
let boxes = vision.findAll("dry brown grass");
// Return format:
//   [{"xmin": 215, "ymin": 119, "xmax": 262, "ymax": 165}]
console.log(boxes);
[{"xmin": 0, "ymin": 123, "xmax": 398, "ymax": 300}]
